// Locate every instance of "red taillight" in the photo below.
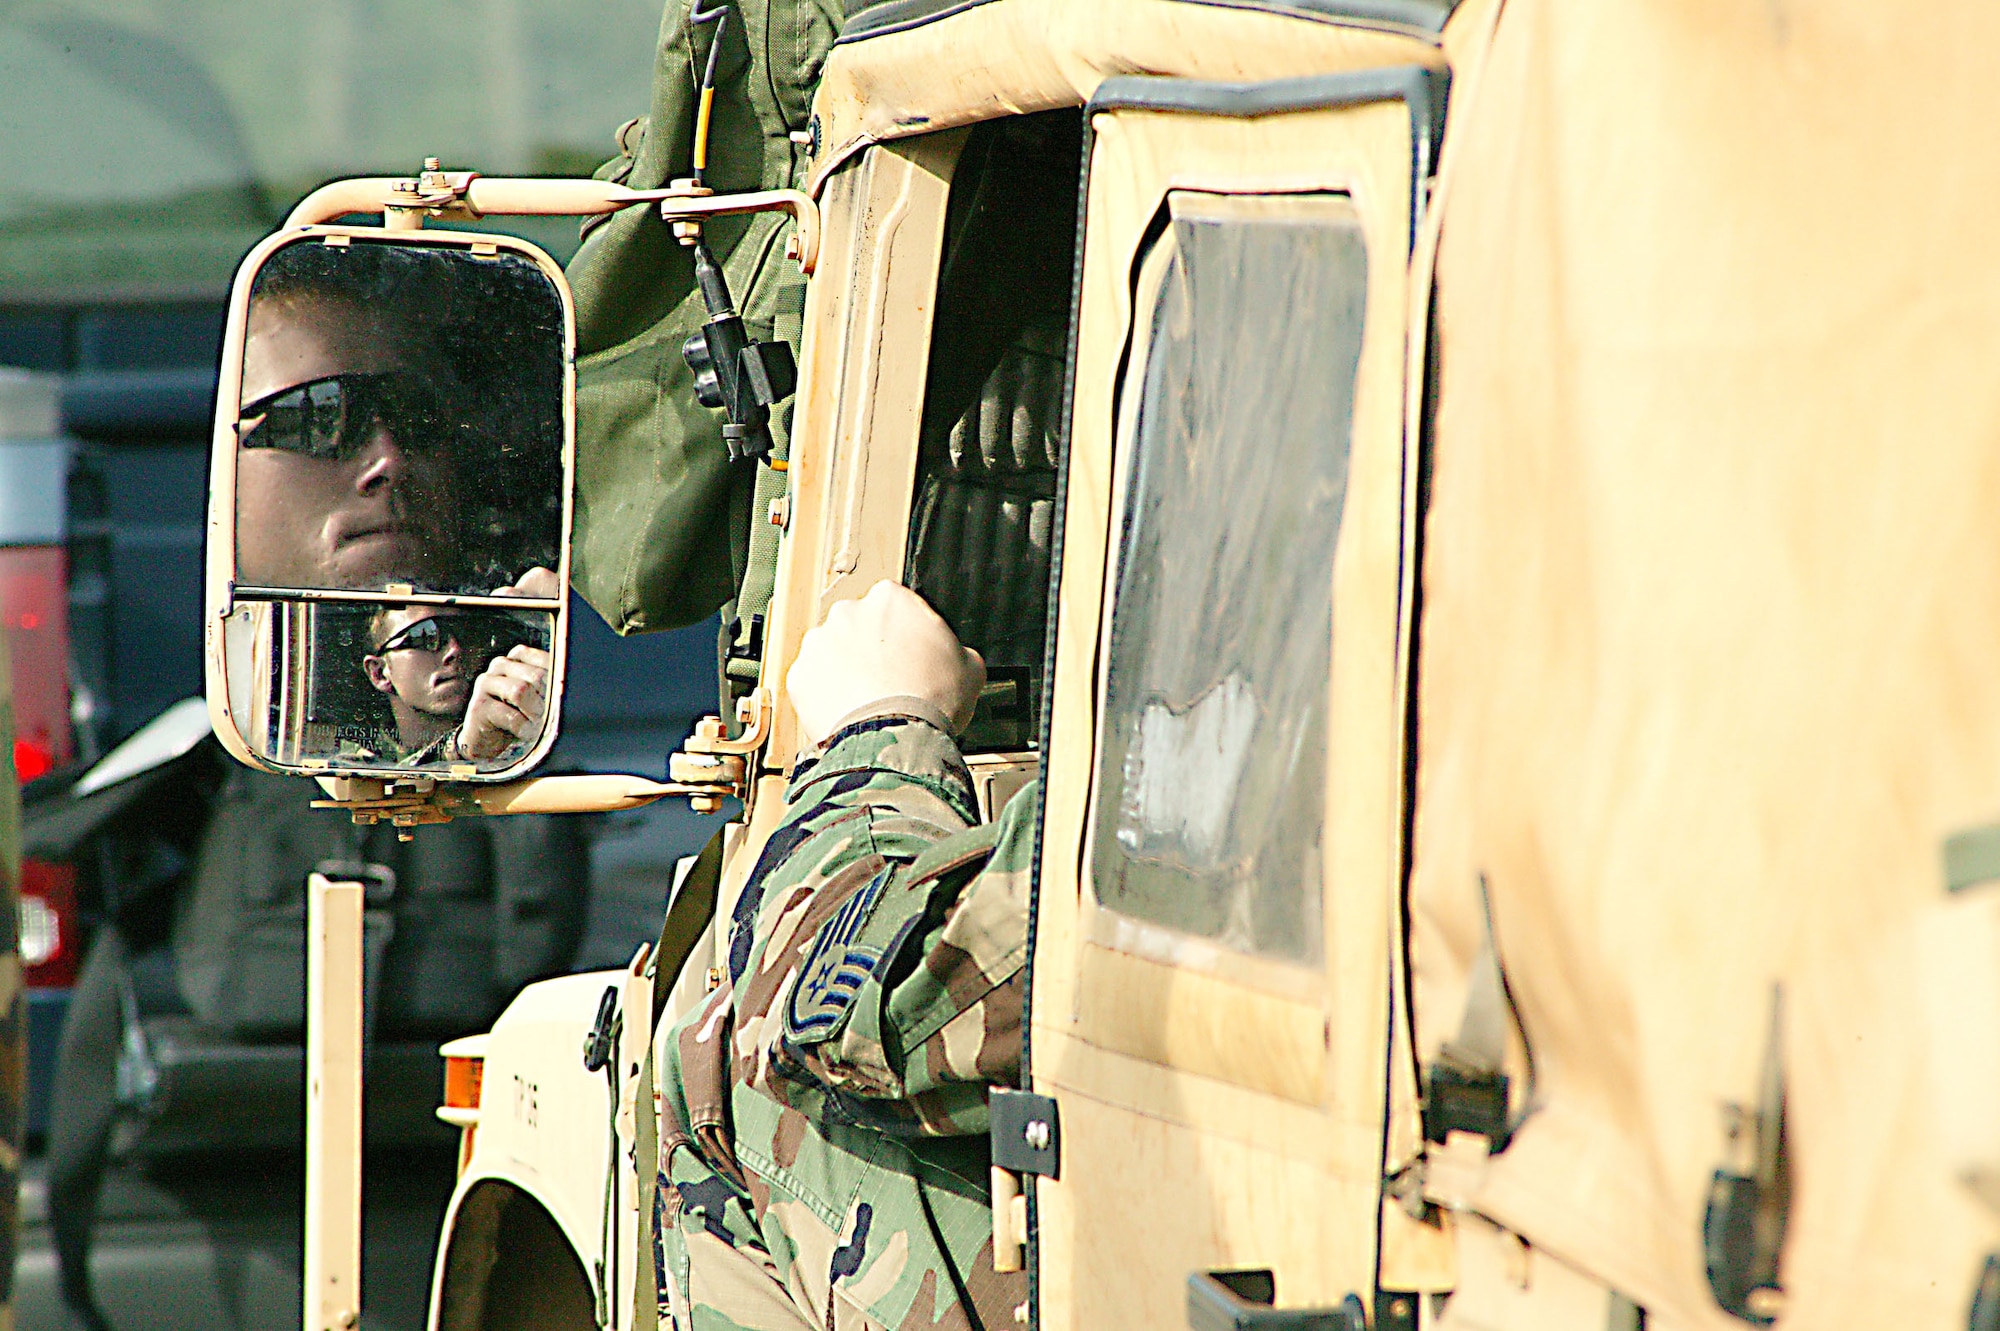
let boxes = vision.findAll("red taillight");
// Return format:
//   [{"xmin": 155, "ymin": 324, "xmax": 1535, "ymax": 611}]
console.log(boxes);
[
  {"xmin": 12, "ymin": 736, "xmax": 53, "ymax": 783},
  {"xmin": 1, "ymin": 544, "xmax": 73, "ymax": 781},
  {"xmin": 18, "ymin": 859, "xmax": 78, "ymax": 989}
]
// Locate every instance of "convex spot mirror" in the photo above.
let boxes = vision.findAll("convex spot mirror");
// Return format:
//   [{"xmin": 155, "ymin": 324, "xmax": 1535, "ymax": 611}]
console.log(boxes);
[{"xmin": 205, "ymin": 228, "xmax": 574, "ymax": 783}]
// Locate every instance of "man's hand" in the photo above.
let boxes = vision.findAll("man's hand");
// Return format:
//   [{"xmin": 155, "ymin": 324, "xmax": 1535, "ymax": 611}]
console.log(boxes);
[
  {"xmin": 495, "ymin": 566, "xmax": 560, "ymax": 599},
  {"xmin": 458, "ymin": 645, "xmax": 552, "ymax": 760},
  {"xmin": 787, "ymin": 581, "xmax": 985, "ymax": 747}
]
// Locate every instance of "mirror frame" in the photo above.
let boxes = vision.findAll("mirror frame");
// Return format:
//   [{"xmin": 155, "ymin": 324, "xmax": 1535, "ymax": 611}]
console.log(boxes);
[{"xmin": 203, "ymin": 224, "xmax": 578, "ymax": 784}]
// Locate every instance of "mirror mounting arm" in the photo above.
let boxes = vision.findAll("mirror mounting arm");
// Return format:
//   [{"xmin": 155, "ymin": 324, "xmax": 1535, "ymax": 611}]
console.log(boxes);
[
  {"xmin": 309, "ymin": 772, "xmax": 729, "ymax": 834},
  {"xmin": 284, "ymin": 170, "xmax": 821, "ymax": 273},
  {"xmin": 307, "ymin": 692, "xmax": 772, "ymax": 828}
]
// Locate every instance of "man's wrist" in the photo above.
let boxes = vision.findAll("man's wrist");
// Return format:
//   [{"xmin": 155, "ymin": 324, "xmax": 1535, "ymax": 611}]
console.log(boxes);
[
  {"xmin": 787, "ymin": 705, "xmax": 976, "ymax": 820},
  {"xmin": 818, "ymin": 695, "xmax": 960, "ymax": 744}
]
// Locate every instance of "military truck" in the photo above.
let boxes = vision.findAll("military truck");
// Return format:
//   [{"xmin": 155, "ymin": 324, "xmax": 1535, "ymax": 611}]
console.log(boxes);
[{"xmin": 195, "ymin": 0, "xmax": 2000, "ymax": 1328}]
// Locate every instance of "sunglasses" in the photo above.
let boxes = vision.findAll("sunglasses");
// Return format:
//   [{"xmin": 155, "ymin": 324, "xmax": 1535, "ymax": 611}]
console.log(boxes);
[
  {"xmin": 239, "ymin": 371, "xmax": 454, "ymax": 461},
  {"xmin": 371, "ymin": 612, "xmax": 533, "ymax": 657}
]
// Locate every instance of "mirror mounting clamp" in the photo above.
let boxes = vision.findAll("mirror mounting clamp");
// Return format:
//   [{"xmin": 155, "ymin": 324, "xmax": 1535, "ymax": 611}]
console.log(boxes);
[{"xmin": 668, "ymin": 688, "xmax": 774, "ymax": 814}]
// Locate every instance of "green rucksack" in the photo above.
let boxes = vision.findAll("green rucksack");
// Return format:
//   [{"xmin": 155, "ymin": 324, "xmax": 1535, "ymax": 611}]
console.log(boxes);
[{"xmin": 566, "ymin": 0, "xmax": 838, "ymax": 640}]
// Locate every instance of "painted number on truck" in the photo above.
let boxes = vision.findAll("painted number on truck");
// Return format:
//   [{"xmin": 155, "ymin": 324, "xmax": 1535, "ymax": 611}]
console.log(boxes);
[{"xmin": 513, "ymin": 1075, "xmax": 539, "ymax": 1129}]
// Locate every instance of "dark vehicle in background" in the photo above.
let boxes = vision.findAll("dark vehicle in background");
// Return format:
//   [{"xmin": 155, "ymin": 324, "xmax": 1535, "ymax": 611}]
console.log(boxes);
[
  {"xmin": 0, "ymin": 302, "xmax": 726, "ymax": 1330},
  {"xmin": 1, "ymin": 6, "xmax": 723, "ymax": 1326}
]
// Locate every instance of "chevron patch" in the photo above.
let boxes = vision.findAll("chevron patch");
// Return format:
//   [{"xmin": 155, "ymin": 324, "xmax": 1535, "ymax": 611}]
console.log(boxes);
[{"xmin": 785, "ymin": 867, "xmax": 890, "ymax": 1043}]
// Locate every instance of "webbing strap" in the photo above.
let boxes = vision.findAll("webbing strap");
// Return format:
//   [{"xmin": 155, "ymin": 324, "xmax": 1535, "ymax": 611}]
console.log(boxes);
[
  {"xmin": 632, "ymin": 1034, "xmax": 661, "ymax": 1329},
  {"xmin": 724, "ymin": 460, "xmax": 788, "ymax": 689},
  {"xmin": 1439, "ymin": 877, "xmax": 1512, "ymax": 1077},
  {"xmin": 652, "ymin": 825, "xmax": 727, "ymax": 1031},
  {"xmin": 1441, "ymin": 935, "xmax": 1508, "ymax": 1077},
  {"xmin": 1422, "ymin": 874, "xmax": 1533, "ymax": 1154},
  {"xmin": 723, "ymin": 295, "xmax": 803, "ymax": 691}
]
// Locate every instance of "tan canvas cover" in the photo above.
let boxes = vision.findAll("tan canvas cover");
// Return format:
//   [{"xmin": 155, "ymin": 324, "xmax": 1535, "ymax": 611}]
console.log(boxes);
[
  {"xmin": 1414, "ymin": 0, "xmax": 2000, "ymax": 1325},
  {"xmin": 808, "ymin": 0, "xmax": 1438, "ymax": 186}
]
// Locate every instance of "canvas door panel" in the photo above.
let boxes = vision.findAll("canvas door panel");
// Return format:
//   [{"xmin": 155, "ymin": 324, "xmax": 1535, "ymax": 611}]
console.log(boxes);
[
  {"xmin": 761, "ymin": 130, "xmax": 965, "ymax": 765},
  {"xmin": 736, "ymin": 133, "xmax": 967, "ymax": 965},
  {"xmin": 1033, "ymin": 94, "xmax": 1418, "ymax": 1328}
]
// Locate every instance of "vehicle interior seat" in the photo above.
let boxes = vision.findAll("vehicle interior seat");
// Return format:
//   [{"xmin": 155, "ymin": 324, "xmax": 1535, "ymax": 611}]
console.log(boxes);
[
  {"xmin": 905, "ymin": 319, "xmax": 1064, "ymax": 750},
  {"xmin": 902, "ymin": 109, "xmax": 1081, "ymax": 752}
]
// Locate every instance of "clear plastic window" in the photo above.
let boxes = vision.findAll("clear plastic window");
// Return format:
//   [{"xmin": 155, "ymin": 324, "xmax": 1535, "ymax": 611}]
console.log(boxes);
[{"xmin": 1088, "ymin": 192, "xmax": 1367, "ymax": 968}]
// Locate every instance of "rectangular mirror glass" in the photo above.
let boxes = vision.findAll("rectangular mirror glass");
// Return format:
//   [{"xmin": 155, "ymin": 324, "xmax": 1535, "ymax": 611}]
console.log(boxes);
[
  {"xmin": 233, "ymin": 236, "xmax": 565, "ymax": 595},
  {"xmin": 208, "ymin": 228, "xmax": 574, "ymax": 782},
  {"xmin": 223, "ymin": 600, "xmax": 555, "ymax": 774}
]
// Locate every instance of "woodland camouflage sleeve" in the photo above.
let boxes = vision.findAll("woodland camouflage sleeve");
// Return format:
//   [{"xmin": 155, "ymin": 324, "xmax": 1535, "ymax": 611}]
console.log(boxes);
[{"xmin": 704, "ymin": 710, "xmax": 1036, "ymax": 1141}]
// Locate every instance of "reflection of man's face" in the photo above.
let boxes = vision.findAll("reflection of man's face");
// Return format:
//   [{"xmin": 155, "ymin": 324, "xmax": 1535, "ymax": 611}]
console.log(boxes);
[
  {"xmin": 362, "ymin": 607, "xmax": 495, "ymax": 735},
  {"xmin": 236, "ymin": 293, "xmax": 461, "ymax": 589}
]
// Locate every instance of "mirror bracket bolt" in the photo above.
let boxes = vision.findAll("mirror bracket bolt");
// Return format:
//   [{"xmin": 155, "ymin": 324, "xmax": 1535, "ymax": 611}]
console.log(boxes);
[{"xmin": 666, "ymin": 178, "xmax": 716, "ymax": 246}]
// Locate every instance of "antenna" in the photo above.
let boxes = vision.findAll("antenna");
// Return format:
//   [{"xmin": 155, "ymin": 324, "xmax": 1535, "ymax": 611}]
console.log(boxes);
[
  {"xmin": 672, "ymin": 0, "xmax": 799, "ymax": 464},
  {"xmin": 690, "ymin": 1, "xmax": 730, "ymax": 187}
]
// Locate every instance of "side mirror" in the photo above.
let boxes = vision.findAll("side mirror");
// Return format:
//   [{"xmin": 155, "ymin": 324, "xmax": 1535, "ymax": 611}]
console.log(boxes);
[
  {"xmin": 206, "ymin": 227, "xmax": 573, "ymax": 783},
  {"xmin": 201, "ymin": 168, "xmax": 818, "ymax": 823}
]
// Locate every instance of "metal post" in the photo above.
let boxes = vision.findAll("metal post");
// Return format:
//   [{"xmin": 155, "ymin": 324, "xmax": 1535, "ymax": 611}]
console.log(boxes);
[{"xmin": 306, "ymin": 872, "xmax": 364, "ymax": 1331}]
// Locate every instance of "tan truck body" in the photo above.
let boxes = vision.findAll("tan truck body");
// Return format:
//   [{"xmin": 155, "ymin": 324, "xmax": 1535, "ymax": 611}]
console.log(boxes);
[{"xmin": 421, "ymin": 1, "xmax": 2000, "ymax": 1327}]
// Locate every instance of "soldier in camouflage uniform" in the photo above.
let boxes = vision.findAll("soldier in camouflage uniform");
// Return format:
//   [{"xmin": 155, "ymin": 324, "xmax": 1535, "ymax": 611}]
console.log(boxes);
[{"xmin": 656, "ymin": 582, "xmax": 1031, "ymax": 1330}]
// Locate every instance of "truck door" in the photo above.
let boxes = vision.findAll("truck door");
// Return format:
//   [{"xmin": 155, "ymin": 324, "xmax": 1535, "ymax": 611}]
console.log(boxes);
[{"xmin": 1027, "ymin": 68, "xmax": 1440, "ymax": 1328}]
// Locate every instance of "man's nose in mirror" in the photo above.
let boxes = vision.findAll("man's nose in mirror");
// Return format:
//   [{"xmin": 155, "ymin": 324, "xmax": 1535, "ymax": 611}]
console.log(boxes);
[{"xmin": 353, "ymin": 422, "xmax": 412, "ymax": 496}]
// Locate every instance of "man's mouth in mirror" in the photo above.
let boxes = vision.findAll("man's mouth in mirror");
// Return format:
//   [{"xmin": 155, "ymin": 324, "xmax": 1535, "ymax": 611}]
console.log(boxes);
[
  {"xmin": 327, "ymin": 516, "xmax": 422, "ymax": 582},
  {"xmin": 335, "ymin": 517, "xmax": 410, "ymax": 550}
]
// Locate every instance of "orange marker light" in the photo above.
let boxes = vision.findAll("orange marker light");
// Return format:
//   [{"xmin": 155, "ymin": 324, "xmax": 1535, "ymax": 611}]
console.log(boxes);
[{"xmin": 443, "ymin": 1053, "xmax": 484, "ymax": 1112}]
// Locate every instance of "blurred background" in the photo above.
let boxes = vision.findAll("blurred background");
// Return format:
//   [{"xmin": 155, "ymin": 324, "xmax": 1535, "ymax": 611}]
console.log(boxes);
[{"xmin": 0, "ymin": 3, "xmax": 725, "ymax": 1326}]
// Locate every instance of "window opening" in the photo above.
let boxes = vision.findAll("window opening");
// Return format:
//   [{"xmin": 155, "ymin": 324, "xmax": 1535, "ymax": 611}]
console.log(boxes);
[{"xmin": 903, "ymin": 109, "xmax": 1083, "ymax": 752}]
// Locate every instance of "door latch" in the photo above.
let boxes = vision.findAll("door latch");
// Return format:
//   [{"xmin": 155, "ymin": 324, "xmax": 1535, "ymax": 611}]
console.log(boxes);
[{"xmin": 989, "ymin": 1089, "xmax": 1060, "ymax": 1275}]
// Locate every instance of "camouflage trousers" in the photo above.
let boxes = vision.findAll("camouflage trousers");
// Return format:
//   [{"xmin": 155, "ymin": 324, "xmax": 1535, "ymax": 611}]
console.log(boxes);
[
  {"xmin": 661, "ymin": 1217, "xmax": 889, "ymax": 1330},
  {"xmin": 654, "ymin": 1125, "xmax": 1015, "ymax": 1331},
  {"xmin": 655, "ymin": 1142, "xmax": 890, "ymax": 1331}
]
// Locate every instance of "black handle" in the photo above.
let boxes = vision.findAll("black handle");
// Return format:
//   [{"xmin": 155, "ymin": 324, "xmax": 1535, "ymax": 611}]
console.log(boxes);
[{"xmin": 1186, "ymin": 1271, "xmax": 1367, "ymax": 1331}]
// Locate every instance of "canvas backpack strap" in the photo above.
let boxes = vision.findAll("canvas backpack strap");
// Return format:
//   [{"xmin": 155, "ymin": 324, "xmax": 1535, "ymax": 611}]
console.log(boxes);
[
  {"xmin": 722, "ymin": 459, "xmax": 787, "ymax": 694},
  {"xmin": 653, "ymin": 824, "xmax": 727, "ymax": 1031}
]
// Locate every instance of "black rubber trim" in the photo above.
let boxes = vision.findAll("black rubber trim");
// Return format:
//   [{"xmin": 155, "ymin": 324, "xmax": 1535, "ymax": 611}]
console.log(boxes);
[
  {"xmin": 1016, "ymin": 90, "xmax": 1097, "ymax": 1331},
  {"xmin": 839, "ymin": 0, "xmax": 1456, "ymax": 45},
  {"xmin": 1187, "ymin": 1272, "xmax": 1367, "ymax": 1331},
  {"xmin": 1170, "ymin": 0, "xmax": 1454, "ymax": 36},
  {"xmin": 1087, "ymin": 63, "xmax": 1442, "ymax": 136},
  {"xmin": 838, "ymin": 0, "xmax": 992, "ymax": 43},
  {"xmin": 1089, "ymin": 64, "xmax": 1448, "ymax": 255}
]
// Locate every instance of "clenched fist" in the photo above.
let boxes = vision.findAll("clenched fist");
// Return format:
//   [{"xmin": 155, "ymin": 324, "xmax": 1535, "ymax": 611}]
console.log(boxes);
[
  {"xmin": 787, "ymin": 581, "xmax": 985, "ymax": 746},
  {"xmin": 458, "ymin": 645, "xmax": 552, "ymax": 760}
]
